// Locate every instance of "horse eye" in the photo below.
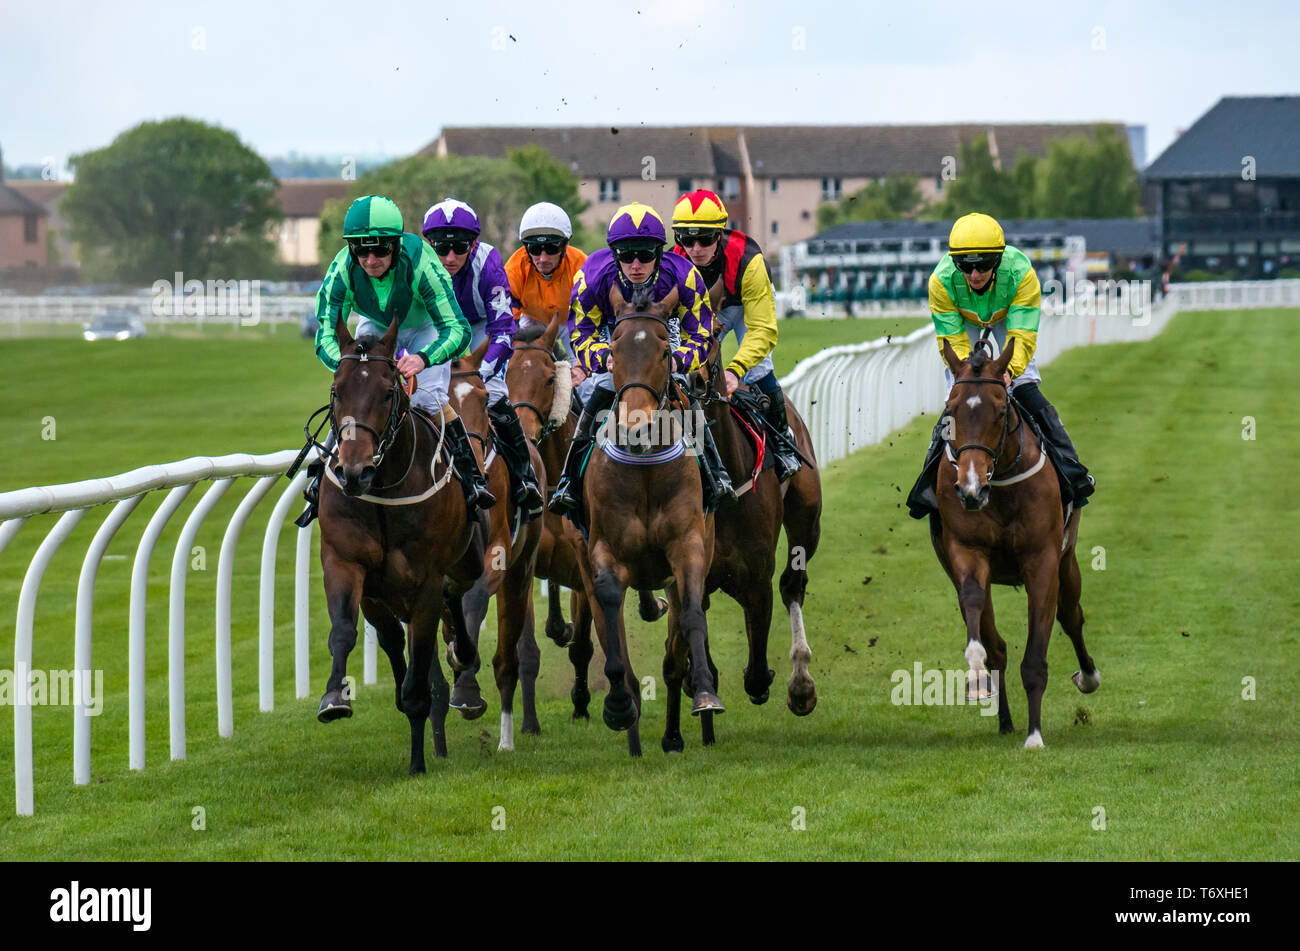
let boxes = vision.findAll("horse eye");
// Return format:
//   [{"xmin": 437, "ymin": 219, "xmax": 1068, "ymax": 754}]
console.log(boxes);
[{"xmin": 546, "ymin": 378, "xmax": 554, "ymax": 387}]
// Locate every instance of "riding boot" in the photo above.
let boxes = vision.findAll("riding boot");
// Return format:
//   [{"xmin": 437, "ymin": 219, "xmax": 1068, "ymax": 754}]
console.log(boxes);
[
  {"xmin": 446, "ymin": 416, "xmax": 497, "ymax": 511},
  {"xmin": 548, "ymin": 385, "xmax": 615, "ymax": 518},
  {"xmin": 488, "ymin": 395, "xmax": 545, "ymax": 520},
  {"xmin": 294, "ymin": 430, "xmax": 337, "ymax": 528},
  {"xmin": 698, "ymin": 419, "xmax": 738, "ymax": 512},
  {"xmin": 905, "ymin": 417, "xmax": 948, "ymax": 520},
  {"xmin": 1013, "ymin": 383, "xmax": 1095, "ymax": 507},
  {"xmin": 753, "ymin": 373, "xmax": 801, "ymax": 482}
]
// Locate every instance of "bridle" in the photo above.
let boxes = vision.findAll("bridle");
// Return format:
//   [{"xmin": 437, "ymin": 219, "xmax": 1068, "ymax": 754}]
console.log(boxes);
[
  {"xmin": 609, "ymin": 312, "xmax": 676, "ymax": 414},
  {"xmin": 507, "ymin": 342, "xmax": 564, "ymax": 444},
  {"xmin": 946, "ymin": 374, "xmax": 1026, "ymax": 481}
]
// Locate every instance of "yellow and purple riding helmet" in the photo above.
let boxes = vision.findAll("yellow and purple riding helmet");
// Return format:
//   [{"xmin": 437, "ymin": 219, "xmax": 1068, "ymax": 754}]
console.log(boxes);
[{"xmin": 606, "ymin": 202, "xmax": 667, "ymax": 251}]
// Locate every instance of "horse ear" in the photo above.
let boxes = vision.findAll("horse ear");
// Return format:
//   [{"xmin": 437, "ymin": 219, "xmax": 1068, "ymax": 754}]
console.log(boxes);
[
  {"xmin": 541, "ymin": 309, "xmax": 563, "ymax": 349},
  {"xmin": 940, "ymin": 338, "xmax": 962, "ymax": 373},
  {"xmin": 706, "ymin": 274, "xmax": 725, "ymax": 312},
  {"xmin": 608, "ymin": 283, "xmax": 628, "ymax": 317},
  {"xmin": 652, "ymin": 286, "xmax": 680, "ymax": 318},
  {"xmin": 992, "ymin": 337, "xmax": 1016, "ymax": 377},
  {"xmin": 470, "ymin": 337, "xmax": 490, "ymax": 368},
  {"xmin": 334, "ymin": 312, "xmax": 354, "ymax": 352},
  {"xmin": 379, "ymin": 313, "xmax": 401, "ymax": 352}
]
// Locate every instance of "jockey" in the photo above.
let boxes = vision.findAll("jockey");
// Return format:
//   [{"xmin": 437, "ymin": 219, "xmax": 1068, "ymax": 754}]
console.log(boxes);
[
  {"xmin": 298, "ymin": 194, "xmax": 493, "ymax": 527},
  {"xmin": 505, "ymin": 201, "xmax": 587, "ymax": 362},
  {"xmin": 671, "ymin": 189, "xmax": 800, "ymax": 481},
  {"xmin": 906, "ymin": 212, "xmax": 1095, "ymax": 518},
  {"xmin": 422, "ymin": 198, "xmax": 544, "ymax": 520},
  {"xmin": 548, "ymin": 201, "xmax": 737, "ymax": 518}
]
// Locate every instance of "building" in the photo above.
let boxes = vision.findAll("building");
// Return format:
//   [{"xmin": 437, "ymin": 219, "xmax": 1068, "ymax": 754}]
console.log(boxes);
[
  {"xmin": 275, "ymin": 179, "xmax": 353, "ymax": 268},
  {"xmin": 0, "ymin": 173, "xmax": 49, "ymax": 271},
  {"xmin": 788, "ymin": 218, "xmax": 1160, "ymax": 304},
  {"xmin": 1144, "ymin": 96, "xmax": 1300, "ymax": 279},
  {"xmin": 429, "ymin": 123, "xmax": 1135, "ymax": 251},
  {"xmin": 6, "ymin": 180, "xmax": 72, "ymax": 266}
]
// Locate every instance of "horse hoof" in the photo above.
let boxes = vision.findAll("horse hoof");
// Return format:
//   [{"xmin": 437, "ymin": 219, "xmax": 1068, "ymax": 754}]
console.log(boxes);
[
  {"xmin": 317, "ymin": 693, "xmax": 353, "ymax": 722},
  {"xmin": 744, "ymin": 667, "xmax": 775, "ymax": 704},
  {"xmin": 546, "ymin": 621, "xmax": 574, "ymax": 648},
  {"xmin": 602, "ymin": 695, "xmax": 637, "ymax": 732},
  {"xmin": 690, "ymin": 692, "xmax": 725, "ymax": 716},
  {"xmin": 450, "ymin": 697, "xmax": 488, "ymax": 720},
  {"xmin": 747, "ymin": 690, "xmax": 770, "ymax": 705},
  {"xmin": 787, "ymin": 686, "xmax": 817, "ymax": 717},
  {"xmin": 1072, "ymin": 669, "xmax": 1101, "ymax": 694},
  {"xmin": 639, "ymin": 595, "xmax": 669, "ymax": 622},
  {"xmin": 409, "ymin": 762, "xmax": 426, "ymax": 775},
  {"xmin": 1024, "ymin": 731, "xmax": 1045, "ymax": 749},
  {"xmin": 661, "ymin": 734, "xmax": 684, "ymax": 754},
  {"xmin": 446, "ymin": 644, "xmax": 473, "ymax": 674}
]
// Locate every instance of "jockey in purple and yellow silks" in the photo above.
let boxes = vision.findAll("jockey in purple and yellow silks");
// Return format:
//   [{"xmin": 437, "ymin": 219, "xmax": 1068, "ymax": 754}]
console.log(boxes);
[
  {"xmin": 906, "ymin": 212, "xmax": 1095, "ymax": 518},
  {"xmin": 548, "ymin": 201, "xmax": 737, "ymax": 518},
  {"xmin": 422, "ymin": 198, "xmax": 544, "ymax": 520}
]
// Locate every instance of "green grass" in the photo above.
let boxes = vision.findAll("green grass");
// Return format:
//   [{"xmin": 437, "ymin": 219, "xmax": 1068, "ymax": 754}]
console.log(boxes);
[{"xmin": 0, "ymin": 311, "xmax": 1296, "ymax": 860}]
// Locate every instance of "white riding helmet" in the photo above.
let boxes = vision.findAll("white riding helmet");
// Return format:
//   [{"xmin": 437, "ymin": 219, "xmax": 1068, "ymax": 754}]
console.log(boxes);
[{"xmin": 519, "ymin": 202, "xmax": 573, "ymax": 240}]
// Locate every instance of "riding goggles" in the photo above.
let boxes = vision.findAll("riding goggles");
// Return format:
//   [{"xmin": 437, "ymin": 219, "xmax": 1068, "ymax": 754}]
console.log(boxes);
[
  {"xmin": 430, "ymin": 239, "xmax": 473, "ymax": 256},
  {"xmin": 349, "ymin": 238, "xmax": 397, "ymax": 258},
  {"xmin": 523, "ymin": 238, "xmax": 566, "ymax": 256},
  {"xmin": 954, "ymin": 253, "xmax": 1002, "ymax": 274},
  {"xmin": 676, "ymin": 231, "xmax": 720, "ymax": 248},
  {"xmin": 614, "ymin": 247, "xmax": 659, "ymax": 264}
]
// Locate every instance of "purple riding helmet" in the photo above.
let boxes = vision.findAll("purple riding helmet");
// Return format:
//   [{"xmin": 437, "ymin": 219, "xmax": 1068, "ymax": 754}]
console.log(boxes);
[{"xmin": 422, "ymin": 198, "xmax": 481, "ymax": 242}]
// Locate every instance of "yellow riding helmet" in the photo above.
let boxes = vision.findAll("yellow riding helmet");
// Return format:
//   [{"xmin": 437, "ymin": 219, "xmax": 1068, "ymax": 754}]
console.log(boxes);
[
  {"xmin": 948, "ymin": 213, "xmax": 1006, "ymax": 256},
  {"xmin": 672, "ymin": 190, "xmax": 728, "ymax": 234}
]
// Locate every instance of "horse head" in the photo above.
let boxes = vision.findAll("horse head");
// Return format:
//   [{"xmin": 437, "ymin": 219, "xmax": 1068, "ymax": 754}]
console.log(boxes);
[
  {"xmin": 329, "ymin": 313, "xmax": 406, "ymax": 496},
  {"xmin": 941, "ymin": 337, "xmax": 1016, "ymax": 511},
  {"xmin": 449, "ymin": 338, "xmax": 491, "ymax": 437},
  {"xmin": 506, "ymin": 310, "xmax": 567, "ymax": 443},
  {"xmin": 609, "ymin": 285, "xmax": 678, "ymax": 452}
]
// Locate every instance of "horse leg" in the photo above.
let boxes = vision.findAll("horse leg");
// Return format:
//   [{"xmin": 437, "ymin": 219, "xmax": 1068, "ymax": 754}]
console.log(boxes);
[
  {"xmin": 402, "ymin": 580, "xmax": 445, "ymax": 774},
  {"xmin": 517, "ymin": 597, "xmax": 542, "ymax": 735},
  {"xmin": 1058, "ymin": 533, "xmax": 1100, "ymax": 694},
  {"xmin": 318, "ymin": 555, "xmax": 364, "ymax": 721},
  {"xmin": 977, "ymin": 595, "xmax": 1014, "ymax": 734},
  {"xmin": 780, "ymin": 496, "xmax": 820, "ymax": 717},
  {"xmin": 443, "ymin": 584, "xmax": 483, "ymax": 717},
  {"xmin": 568, "ymin": 588, "xmax": 595, "ymax": 720},
  {"xmin": 362, "ymin": 597, "xmax": 408, "ymax": 714},
  {"xmin": 494, "ymin": 551, "xmax": 536, "ymax": 750},
  {"xmin": 670, "ymin": 536, "xmax": 723, "ymax": 724},
  {"xmin": 729, "ymin": 566, "xmax": 776, "ymax": 705},
  {"xmin": 660, "ymin": 585, "xmax": 688, "ymax": 753},
  {"xmin": 951, "ymin": 550, "xmax": 993, "ymax": 704},
  {"xmin": 544, "ymin": 578, "xmax": 574, "ymax": 647},
  {"xmin": 590, "ymin": 557, "xmax": 637, "ymax": 736},
  {"xmin": 450, "ymin": 573, "xmax": 492, "ymax": 719},
  {"xmin": 1021, "ymin": 553, "xmax": 1061, "ymax": 749}
]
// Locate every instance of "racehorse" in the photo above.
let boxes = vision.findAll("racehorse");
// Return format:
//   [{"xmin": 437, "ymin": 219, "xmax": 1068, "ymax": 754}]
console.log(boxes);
[
  {"xmin": 443, "ymin": 344, "xmax": 546, "ymax": 748},
  {"xmin": 312, "ymin": 314, "xmax": 485, "ymax": 773},
  {"xmin": 576, "ymin": 286, "xmax": 721, "ymax": 756},
  {"xmin": 691, "ymin": 338, "xmax": 822, "ymax": 720},
  {"xmin": 505, "ymin": 312, "xmax": 669, "ymax": 722},
  {"xmin": 931, "ymin": 339, "xmax": 1100, "ymax": 748}
]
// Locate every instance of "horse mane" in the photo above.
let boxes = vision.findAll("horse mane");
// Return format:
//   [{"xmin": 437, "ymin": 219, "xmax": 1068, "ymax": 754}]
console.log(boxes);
[
  {"xmin": 627, "ymin": 285, "xmax": 654, "ymax": 311},
  {"xmin": 970, "ymin": 346, "xmax": 989, "ymax": 373},
  {"xmin": 514, "ymin": 320, "xmax": 548, "ymax": 343},
  {"xmin": 354, "ymin": 335, "xmax": 379, "ymax": 354}
]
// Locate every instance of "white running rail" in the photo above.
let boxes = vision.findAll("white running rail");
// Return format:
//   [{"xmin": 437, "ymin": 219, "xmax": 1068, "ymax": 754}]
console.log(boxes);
[{"xmin": 781, "ymin": 280, "xmax": 1300, "ymax": 466}]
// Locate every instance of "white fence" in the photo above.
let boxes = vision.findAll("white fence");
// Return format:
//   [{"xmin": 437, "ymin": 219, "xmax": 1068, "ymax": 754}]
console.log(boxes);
[
  {"xmin": 1, "ymin": 453, "xmax": 387, "ymax": 816},
  {"xmin": 781, "ymin": 280, "xmax": 1300, "ymax": 466},
  {"xmin": 0, "ymin": 295, "xmax": 316, "ymax": 327}
]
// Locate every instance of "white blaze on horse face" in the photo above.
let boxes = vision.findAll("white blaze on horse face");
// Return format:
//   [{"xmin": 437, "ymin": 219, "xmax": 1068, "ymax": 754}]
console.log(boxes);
[
  {"xmin": 453, "ymin": 381, "xmax": 476, "ymax": 403},
  {"xmin": 634, "ymin": 330, "xmax": 648, "ymax": 343},
  {"xmin": 965, "ymin": 395, "xmax": 981, "ymax": 409},
  {"xmin": 960, "ymin": 456, "xmax": 984, "ymax": 498}
]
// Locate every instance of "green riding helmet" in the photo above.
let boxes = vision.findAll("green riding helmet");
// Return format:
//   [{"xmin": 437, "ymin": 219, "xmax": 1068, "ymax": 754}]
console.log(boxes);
[{"xmin": 343, "ymin": 195, "xmax": 404, "ymax": 241}]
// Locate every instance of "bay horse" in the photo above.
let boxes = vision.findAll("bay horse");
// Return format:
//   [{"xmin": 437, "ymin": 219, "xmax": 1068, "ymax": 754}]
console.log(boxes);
[
  {"xmin": 443, "ymin": 344, "xmax": 546, "ymax": 749},
  {"xmin": 505, "ymin": 311, "xmax": 669, "ymax": 722},
  {"xmin": 314, "ymin": 314, "xmax": 484, "ymax": 773},
  {"xmin": 932, "ymin": 339, "xmax": 1100, "ymax": 748},
  {"xmin": 577, "ymin": 287, "xmax": 721, "ymax": 756},
  {"xmin": 691, "ymin": 339, "xmax": 822, "ymax": 720}
]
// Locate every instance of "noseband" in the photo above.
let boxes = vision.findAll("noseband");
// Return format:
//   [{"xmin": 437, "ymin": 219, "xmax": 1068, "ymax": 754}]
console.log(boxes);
[
  {"xmin": 322, "ymin": 351, "xmax": 419, "ymax": 491},
  {"xmin": 610, "ymin": 312, "xmax": 674, "ymax": 412},
  {"xmin": 508, "ymin": 342, "xmax": 564, "ymax": 444}
]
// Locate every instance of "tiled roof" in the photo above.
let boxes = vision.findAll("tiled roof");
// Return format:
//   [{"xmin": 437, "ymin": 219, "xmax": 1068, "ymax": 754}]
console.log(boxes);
[
  {"xmin": 0, "ymin": 182, "xmax": 49, "ymax": 216},
  {"xmin": 276, "ymin": 179, "xmax": 353, "ymax": 218},
  {"xmin": 1145, "ymin": 96, "xmax": 1300, "ymax": 179}
]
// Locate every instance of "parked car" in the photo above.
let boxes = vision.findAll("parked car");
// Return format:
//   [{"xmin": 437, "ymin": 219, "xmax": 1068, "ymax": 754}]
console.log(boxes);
[{"xmin": 84, "ymin": 310, "xmax": 147, "ymax": 341}]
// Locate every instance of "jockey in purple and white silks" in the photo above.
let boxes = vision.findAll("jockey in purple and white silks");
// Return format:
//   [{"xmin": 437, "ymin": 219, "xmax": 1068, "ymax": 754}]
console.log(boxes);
[{"xmin": 422, "ymin": 198, "xmax": 544, "ymax": 519}]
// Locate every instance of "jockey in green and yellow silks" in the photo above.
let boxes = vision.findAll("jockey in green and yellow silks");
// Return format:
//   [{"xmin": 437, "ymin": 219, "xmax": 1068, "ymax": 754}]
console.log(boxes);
[{"xmin": 906, "ymin": 213, "xmax": 1095, "ymax": 518}]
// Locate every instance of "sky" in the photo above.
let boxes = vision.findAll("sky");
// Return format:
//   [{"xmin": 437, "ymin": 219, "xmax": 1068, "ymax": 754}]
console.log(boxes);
[{"xmin": 2, "ymin": 0, "xmax": 1297, "ymax": 174}]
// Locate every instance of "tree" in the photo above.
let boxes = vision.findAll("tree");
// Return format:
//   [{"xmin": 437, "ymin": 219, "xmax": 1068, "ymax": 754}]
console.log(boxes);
[
  {"xmin": 817, "ymin": 175, "xmax": 922, "ymax": 230},
  {"xmin": 61, "ymin": 118, "xmax": 281, "ymax": 282},
  {"xmin": 934, "ymin": 136, "xmax": 1031, "ymax": 221},
  {"xmin": 318, "ymin": 151, "xmax": 591, "ymax": 263},
  {"xmin": 1033, "ymin": 125, "xmax": 1140, "ymax": 219},
  {"xmin": 506, "ymin": 145, "xmax": 594, "ymax": 247}
]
